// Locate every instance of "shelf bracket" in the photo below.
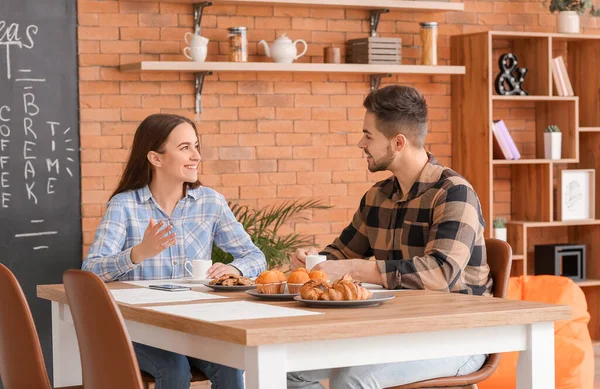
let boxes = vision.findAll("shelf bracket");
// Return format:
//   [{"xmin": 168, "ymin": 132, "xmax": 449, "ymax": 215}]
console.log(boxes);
[
  {"xmin": 370, "ymin": 73, "xmax": 391, "ymax": 91},
  {"xmin": 370, "ymin": 9, "xmax": 389, "ymax": 37},
  {"xmin": 194, "ymin": 2, "xmax": 212, "ymax": 35},
  {"xmin": 195, "ymin": 71, "xmax": 213, "ymax": 116}
]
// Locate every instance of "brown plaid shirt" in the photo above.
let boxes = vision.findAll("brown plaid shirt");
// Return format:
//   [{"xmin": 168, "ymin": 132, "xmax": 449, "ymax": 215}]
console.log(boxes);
[{"xmin": 321, "ymin": 153, "xmax": 492, "ymax": 296}]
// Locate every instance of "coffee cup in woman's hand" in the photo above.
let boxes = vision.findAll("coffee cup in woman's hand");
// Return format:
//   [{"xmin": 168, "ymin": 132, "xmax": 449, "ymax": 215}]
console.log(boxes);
[{"xmin": 130, "ymin": 219, "xmax": 176, "ymax": 264}]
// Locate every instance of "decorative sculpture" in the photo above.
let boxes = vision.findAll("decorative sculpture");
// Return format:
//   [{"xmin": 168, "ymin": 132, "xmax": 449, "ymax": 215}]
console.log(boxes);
[{"xmin": 494, "ymin": 53, "xmax": 528, "ymax": 96}]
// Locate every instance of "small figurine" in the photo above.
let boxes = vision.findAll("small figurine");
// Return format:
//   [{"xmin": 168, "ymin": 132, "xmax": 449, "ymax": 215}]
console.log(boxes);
[{"xmin": 494, "ymin": 53, "xmax": 529, "ymax": 96}]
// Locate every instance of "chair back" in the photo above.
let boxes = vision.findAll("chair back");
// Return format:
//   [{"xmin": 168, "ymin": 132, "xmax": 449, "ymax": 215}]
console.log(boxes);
[
  {"xmin": 485, "ymin": 238, "xmax": 512, "ymax": 298},
  {"xmin": 0, "ymin": 263, "xmax": 52, "ymax": 389},
  {"xmin": 63, "ymin": 270, "xmax": 144, "ymax": 389}
]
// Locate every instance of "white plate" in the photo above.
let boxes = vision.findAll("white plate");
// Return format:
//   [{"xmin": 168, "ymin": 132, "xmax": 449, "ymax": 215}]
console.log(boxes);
[{"xmin": 293, "ymin": 294, "xmax": 395, "ymax": 308}]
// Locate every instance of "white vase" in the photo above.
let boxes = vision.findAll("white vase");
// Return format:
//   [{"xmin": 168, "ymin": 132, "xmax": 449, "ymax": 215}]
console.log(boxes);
[
  {"xmin": 557, "ymin": 11, "xmax": 580, "ymax": 34},
  {"xmin": 494, "ymin": 228, "xmax": 507, "ymax": 242},
  {"xmin": 544, "ymin": 132, "xmax": 562, "ymax": 160}
]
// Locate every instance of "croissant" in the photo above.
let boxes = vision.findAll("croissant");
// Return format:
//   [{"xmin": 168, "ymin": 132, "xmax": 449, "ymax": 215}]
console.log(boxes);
[
  {"xmin": 300, "ymin": 279, "xmax": 332, "ymax": 300},
  {"xmin": 299, "ymin": 275, "xmax": 373, "ymax": 301}
]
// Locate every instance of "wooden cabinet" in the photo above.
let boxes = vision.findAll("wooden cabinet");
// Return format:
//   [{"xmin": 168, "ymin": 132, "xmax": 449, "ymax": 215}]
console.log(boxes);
[{"xmin": 452, "ymin": 31, "xmax": 600, "ymax": 339}]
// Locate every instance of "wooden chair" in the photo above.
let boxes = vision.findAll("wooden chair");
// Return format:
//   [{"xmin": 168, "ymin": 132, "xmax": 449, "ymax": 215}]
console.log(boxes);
[
  {"xmin": 389, "ymin": 238, "xmax": 513, "ymax": 389},
  {"xmin": 0, "ymin": 263, "xmax": 81, "ymax": 389},
  {"xmin": 63, "ymin": 269, "xmax": 207, "ymax": 389}
]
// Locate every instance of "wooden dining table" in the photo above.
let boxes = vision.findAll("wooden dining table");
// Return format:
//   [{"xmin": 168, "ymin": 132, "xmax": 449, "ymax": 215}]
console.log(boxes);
[{"xmin": 37, "ymin": 281, "xmax": 571, "ymax": 389}]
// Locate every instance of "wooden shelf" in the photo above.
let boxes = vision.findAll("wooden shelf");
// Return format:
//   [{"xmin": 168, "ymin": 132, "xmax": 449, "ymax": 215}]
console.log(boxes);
[
  {"xmin": 123, "ymin": 0, "xmax": 464, "ymax": 11},
  {"xmin": 580, "ymin": 127, "xmax": 600, "ymax": 133},
  {"xmin": 492, "ymin": 95, "xmax": 577, "ymax": 102},
  {"xmin": 492, "ymin": 158, "xmax": 577, "ymax": 165},
  {"xmin": 120, "ymin": 61, "xmax": 466, "ymax": 75},
  {"xmin": 488, "ymin": 30, "xmax": 600, "ymax": 41},
  {"xmin": 512, "ymin": 254, "xmax": 524, "ymax": 261},
  {"xmin": 576, "ymin": 279, "xmax": 600, "ymax": 288},
  {"xmin": 506, "ymin": 220, "xmax": 600, "ymax": 228}
]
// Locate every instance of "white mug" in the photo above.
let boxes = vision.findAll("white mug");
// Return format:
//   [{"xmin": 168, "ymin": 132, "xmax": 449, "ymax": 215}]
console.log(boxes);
[
  {"xmin": 184, "ymin": 45, "xmax": 207, "ymax": 62},
  {"xmin": 184, "ymin": 259, "xmax": 212, "ymax": 280},
  {"xmin": 306, "ymin": 254, "xmax": 327, "ymax": 270},
  {"xmin": 185, "ymin": 32, "xmax": 209, "ymax": 47}
]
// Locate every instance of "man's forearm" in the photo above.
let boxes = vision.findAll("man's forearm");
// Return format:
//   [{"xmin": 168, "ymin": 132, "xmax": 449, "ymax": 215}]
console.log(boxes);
[{"xmin": 352, "ymin": 259, "xmax": 384, "ymax": 286}]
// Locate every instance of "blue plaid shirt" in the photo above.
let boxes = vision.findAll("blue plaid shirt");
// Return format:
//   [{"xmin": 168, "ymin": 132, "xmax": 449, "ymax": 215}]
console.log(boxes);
[{"xmin": 82, "ymin": 185, "xmax": 266, "ymax": 282}]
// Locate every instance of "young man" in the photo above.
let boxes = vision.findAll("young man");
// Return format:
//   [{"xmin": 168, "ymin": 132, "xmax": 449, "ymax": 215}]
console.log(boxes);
[{"xmin": 287, "ymin": 85, "xmax": 492, "ymax": 389}]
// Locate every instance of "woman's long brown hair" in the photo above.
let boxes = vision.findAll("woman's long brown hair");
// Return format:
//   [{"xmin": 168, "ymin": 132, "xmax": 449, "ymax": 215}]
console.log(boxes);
[{"xmin": 111, "ymin": 114, "xmax": 201, "ymax": 199}]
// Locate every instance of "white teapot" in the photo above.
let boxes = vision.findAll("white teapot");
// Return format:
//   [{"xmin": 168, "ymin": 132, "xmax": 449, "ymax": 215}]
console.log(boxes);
[{"xmin": 259, "ymin": 34, "xmax": 308, "ymax": 63}]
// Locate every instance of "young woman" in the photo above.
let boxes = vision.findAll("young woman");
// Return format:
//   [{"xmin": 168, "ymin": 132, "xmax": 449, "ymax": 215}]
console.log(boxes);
[{"xmin": 83, "ymin": 113, "xmax": 266, "ymax": 389}]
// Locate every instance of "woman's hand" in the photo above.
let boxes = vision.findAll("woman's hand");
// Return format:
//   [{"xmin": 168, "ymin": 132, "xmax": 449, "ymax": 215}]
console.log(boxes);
[
  {"xmin": 130, "ymin": 219, "xmax": 176, "ymax": 264},
  {"xmin": 207, "ymin": 262, "xmax": 241, "ymax": 279}
]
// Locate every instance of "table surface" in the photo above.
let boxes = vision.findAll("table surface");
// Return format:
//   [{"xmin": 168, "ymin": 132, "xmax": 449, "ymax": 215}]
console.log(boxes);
[{"xmin": 37, "ymin": 282, "xmax": 572, "ymax": 347}]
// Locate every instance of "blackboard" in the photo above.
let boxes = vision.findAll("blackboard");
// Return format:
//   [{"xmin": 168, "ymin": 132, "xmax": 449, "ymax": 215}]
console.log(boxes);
[{"xmin": 0, "ymin": 0, "xmax": 81, "ymax": 387}]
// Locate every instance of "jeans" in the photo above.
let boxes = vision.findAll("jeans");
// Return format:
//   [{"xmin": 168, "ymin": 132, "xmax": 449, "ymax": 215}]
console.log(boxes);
[
  {"xmin": 287, "ymin": 354, "xmax": 487, "ymax": 389},
  {"xmin": 134, "ymin": 342, "xmax": 244, "ymax": 389}
]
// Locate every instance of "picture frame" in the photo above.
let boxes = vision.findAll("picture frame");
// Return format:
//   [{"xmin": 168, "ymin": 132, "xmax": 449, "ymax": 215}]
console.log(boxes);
[{"xmin": 558, "ymin": 169, "xmax": 596, "ymax": 221}]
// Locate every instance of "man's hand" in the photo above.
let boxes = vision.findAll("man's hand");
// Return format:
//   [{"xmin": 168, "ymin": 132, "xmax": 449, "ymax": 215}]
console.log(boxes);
[
  {"xmin": 207, "ymin": 263, "xmax": 241, "ymax": 279},
  {"xmin": 290, "ymin": 247, "xmax": 319, "ymax": 270},
  {"xmin": 313, "ymin": 259, "xmax": 383, "ymax": 286}
]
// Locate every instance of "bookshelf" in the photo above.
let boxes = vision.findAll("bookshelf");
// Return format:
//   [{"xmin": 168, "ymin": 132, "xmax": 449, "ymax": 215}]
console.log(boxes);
[{"xmin": 451, "ymin": 31, "xmax": 600, "ymax": 339}]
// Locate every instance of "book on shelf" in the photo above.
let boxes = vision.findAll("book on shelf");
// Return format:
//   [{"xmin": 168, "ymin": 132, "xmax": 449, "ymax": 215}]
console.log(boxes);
[
  {"xmin": 551, "ymin": 56, "xmax": 574, "ymax": 96},
  {"xmin": 492, "ymin": 120, "xmax": 521, "ymax": 160}
]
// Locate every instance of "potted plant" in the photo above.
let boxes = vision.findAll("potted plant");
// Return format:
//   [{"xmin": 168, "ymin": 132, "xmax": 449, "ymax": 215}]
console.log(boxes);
[
  {"xmin": 549, "ymin": 0, "xmax": 600, "ymax": 33},
  {"xmin": 493, "ymin": 218, "xmax": 507, "ymax": 242},
  {"xmin": 544, "ymin": 125, "xmax": 562, "ymax": 160},
  {"xmin": 211, "ymin": 199, "xmax": 330, "ymax": 270}
]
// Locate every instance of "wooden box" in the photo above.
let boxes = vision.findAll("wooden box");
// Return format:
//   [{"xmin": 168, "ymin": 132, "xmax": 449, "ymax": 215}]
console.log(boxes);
[{"xmin": 346, "ymin": 37, "xmax": 402, "ymax": 64}]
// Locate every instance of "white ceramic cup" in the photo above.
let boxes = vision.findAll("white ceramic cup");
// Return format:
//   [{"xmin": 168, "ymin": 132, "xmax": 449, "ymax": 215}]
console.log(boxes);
[
  {"xmin": 185, "ymin": 32, "xmax": 209, "ymax": 47},
  {"xmin": 183, "ymin": 45, "xmax": 208, "ymax": 62},
  {"xmin": 306, "ymin": 254, "xmax": 327, "ymax": 270},
  {"xmin": 184, "ymin": 259, "xmax": 212, "ymax": 280}
]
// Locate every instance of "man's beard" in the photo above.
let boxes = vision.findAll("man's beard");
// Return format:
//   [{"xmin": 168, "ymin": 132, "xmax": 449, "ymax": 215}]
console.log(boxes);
[{"xmin": 367, "ymin": 145, "xmax": 395, "ymax": 173}]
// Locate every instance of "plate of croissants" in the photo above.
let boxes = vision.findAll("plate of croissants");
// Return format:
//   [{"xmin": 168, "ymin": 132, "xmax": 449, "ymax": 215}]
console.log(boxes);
[
  {"xmin": 293, "ymin": 274, "xmax": 395, "ymax": 308},
  {"xmin": 204, "ymin": 274, "xmax": 257, "ymax": 291}
]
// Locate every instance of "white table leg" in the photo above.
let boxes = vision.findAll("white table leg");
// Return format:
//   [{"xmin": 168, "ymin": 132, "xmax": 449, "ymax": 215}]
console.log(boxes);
[
  {"xmin": 516, "ymin": 321, "xmax": 554, "ymax": 389},
  {"xmin": 51, "ymin": 302, "xmax": 82, "ymax": 387},
  {"xmin": 244, "ymin": 344, "xmax": 287, "ymax": 389}
]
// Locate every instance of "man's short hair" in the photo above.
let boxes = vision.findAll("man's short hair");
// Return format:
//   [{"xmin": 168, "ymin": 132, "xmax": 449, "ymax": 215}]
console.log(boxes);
[{"xmin": 363, "ymin": 85, "xmax": 428, "ymax": 148}]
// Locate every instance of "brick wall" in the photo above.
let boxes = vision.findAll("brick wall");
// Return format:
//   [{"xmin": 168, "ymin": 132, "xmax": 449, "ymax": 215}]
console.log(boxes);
[{"xmin": 77, "ymin": 0, "xmax": 600, "ymax": 257}]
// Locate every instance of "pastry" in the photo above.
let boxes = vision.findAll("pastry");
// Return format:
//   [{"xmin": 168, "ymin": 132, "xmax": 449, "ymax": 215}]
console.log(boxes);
[
  {"xmin": 308, "ymin": 269, "xmax": 328, "ymax": 282},
  {"xmin": 287, "ymin": 268, "xmax": 311, "ymax": 294},
  {"xmin": 299, "ymin": 274, "xmax": 372, "ymax": 301},
  {"xmin": 209, "ymin": 274, "xmax": 254, "ymax": 286},
  {"xmin": 255, "ymin": 270, "xmax": 287, "ymax": 294}
]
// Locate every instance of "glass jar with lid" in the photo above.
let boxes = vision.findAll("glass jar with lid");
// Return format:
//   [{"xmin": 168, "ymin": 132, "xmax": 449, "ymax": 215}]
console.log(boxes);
[
  {"xmin": 227, "ymin": 26, "xmax": 248, "ymax": 62},
  {"xmin": 419, "ymin": 22, "xmax": 438, "ymax": 66}
]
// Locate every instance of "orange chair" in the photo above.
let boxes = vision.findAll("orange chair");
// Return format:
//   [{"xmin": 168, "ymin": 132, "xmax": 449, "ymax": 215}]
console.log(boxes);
[
  {"xmin": 63, "ymin": 269, "xmax": 207, "ymax": 389},
  {"xmin": 479, "ymin": 275, "xmax": 593, "ymax": 389},
  {"xmin": 389, "ymin": 238, "xmax": 513, "ymax": 389},
  {"xmin": 0, "ymin": 263, "xmax": 81, "ymax": 389}
]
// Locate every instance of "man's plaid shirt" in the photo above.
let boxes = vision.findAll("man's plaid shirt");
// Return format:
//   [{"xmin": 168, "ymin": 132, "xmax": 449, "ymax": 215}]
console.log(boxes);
[{"xmin": 321, "ymin": 153, "xmax": 492, "ymax": 296}]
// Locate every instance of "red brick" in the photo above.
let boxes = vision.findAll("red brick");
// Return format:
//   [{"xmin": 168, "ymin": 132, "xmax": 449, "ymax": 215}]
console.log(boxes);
[
  {"xmin": 315, "ymin": 158, "xmax": 349, "ymax": 171},
  {"xmin": 121, "ymin": 27, "xmax": 160, "ymax": 40},
  {"xmin": 274, "ymin": 7, "xmax": 309, "ymax": 17},
  {"xmin": 100, "ymin": 41, "xmax": 140, "ymax": 54},
  {"xmin": 327, "ymin": 20, "xmax": 363, "ymax": 32},
  {"xmin": 79, "ymin": 54, "xmax": 120, "ymax": 66},
  {"xmin": 141, "ymin": 95, "xmax": 181, "ymax": 108},
  {"xmin": 278, "ymin": 160, "xmax": 313, "ymax": 172},
  {"xmin": 295, "ymin": 95, "xmax": 330, "ymax": 107},
  {"xmin": 239, "ymin": 134, "xmax": 275, "ymax": 146},
  {"xmin": 201, "ymin": 134, "xmax": 238, "ymax": 147},
  {"xmin": 139, "ymin": 14, "xmax": 179, "ymax": 27},
  {"xmin": 278, "ymin": 185, "xmax": 313, "ymax": 198},
  {"xmin": 219, "ymin": 147, "xmax": 255, "ymax": 160},
  {"xmin": 257, "ymin": 95, "xmax": 294, "ymax": 107},
  {"xmin": 82, "ymin": 190, "xmax": 112, "ymax": 204},
  {"xmin": 101, "ymin": 149, "xmax": 130, "ymax": 162},
  {"xmin": 240, "ymin": 186, "xmax": 277, "ymax": 199},
  {"xmin": 254, "ymin": 17, "xmax": 292, "ymax": 29},
  {"xmin": 292, "ymin": 18, "xmax": 327, "ymax": 31},
  {"xmin": 276, "ymin": 134, "xmax": 311, "ymax": 146},
  {"xmin": 311, "ymin": 108, "xmax": 347, "ymax": 120},
  {"xmin": 78, "ymin": 41, "xmax": 100, "ymax": 54},
  {"xmin": 80, "ymin": 81, "xmax": 120, "ymax": 95},
  {"xmin": 238, "ymin": 81, "xmax": 274, "ymax": 94},
  {"xmin": 221, "ymin": 173, "xmax": 260, "ymax": 186},
  {"xmin": 79, "ymin": 14, "xmax": 99, "ymax": 26},
  {"xmin": 141, "ymin": 41, "xmax": 180, "ymax": 54},
  {"xmin": 294, "ymin": 121, "xmax": 329, "ymax": 133},
  {"xmin": 80, "ymin": 108, "xmax": 121, "ymax": 122},
  {"xmin": 274, "ymin": 82, "xmax": 311, "ymax": 94},
  {"xmin": 202, "ymin": 161, "xmax": 239, "ymax": 174},
  {"xmin": 79, "ymin": 68, "xmax": 100, "ymax": 81},
  {"xmin": 82, "ymin": 204, "xmax": 103, "ymax": 218},
  {"xmin": 240, "ymin": 160, "xmax": 278, "ymax": 172},
  {"xmin": 78, "ymin": 1, "xmax": 119, "ymax": 13},
  {"xmin": 258, "ymin": 120, "xmax": 293, "ymax": 133},
  {"xmin": 298, "ymin": 172, "xmax": 332, "ymax": 184},
  {"xmin": 332, "ymin": 170, "xmax": 367, "ymax": 183},
  {"xmin": 79, "ymin": 26, "xmax": 119, "ymax": 40},
  {"xmin": 275, "ymin": 108, "xmax": 311, "ymax": 120},
  {"xmin": 102, "ymin": 122, "xmax": 137, "ymax": 136},
  {"xmin": 259, "ymin": 172, "xmax": 297, "ymax": 185},
  {"xmin": 256, "ymin": 147, "xmax": 293, "ymax": 159},
  {"xmin": 99, "ymin": 14, "xmax": 139, "ymax": 26},
  {"xmin": 120, "ymin": 1, "xmax": 159, "ymax": 13},
  {"xmin": 220, "ymin": 95, "xmax": 257, "ymax": 107},
  {"xmin": 82, "ymin": 177, "xmax": 104, "ymax": 191},
  {"xmin": 221, "ymin": 121, "xmax": 257, "ymax": 133},
  {"xmin": 121, "ymin": 109, "xmax": 159, "ymax": 122},
  {"xmin": 293, "ymin": 146, "xmax": 328, "ymax": 158}
]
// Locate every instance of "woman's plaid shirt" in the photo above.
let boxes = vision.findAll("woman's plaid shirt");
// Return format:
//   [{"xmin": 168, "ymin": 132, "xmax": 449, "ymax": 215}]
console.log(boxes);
[{"xmin": 321, "ymin": 154, "xmax": 492, "ymax": 296}]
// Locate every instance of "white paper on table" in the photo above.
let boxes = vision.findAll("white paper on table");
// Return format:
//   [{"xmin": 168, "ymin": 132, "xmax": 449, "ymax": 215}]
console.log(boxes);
[
  {"xmin": 121, "ymin": 279, "xmax": 213, "ymax": 292},
  {"xmin": 110, "ymin": 288, "xmax": 227, "ymax": 305},
  {"xmin": 146, "ymin": 301, "xmax": 322, "ymax": 322}
]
